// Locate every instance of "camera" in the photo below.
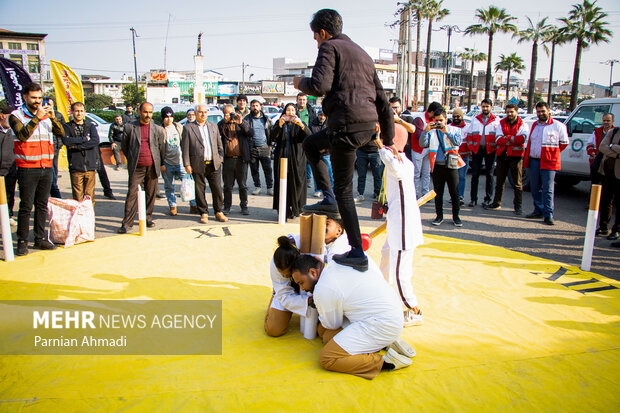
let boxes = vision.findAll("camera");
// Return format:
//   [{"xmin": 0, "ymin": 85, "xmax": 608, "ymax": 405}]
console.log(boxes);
[{"xmin": 228, "ymin": 112, "xmax": 238, "ymax": 121}]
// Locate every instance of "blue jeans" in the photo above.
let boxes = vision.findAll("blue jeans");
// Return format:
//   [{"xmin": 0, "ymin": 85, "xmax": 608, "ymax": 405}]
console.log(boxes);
[
  {"xmin": 314, "ymin": 154, "xmax": 334, "ymax": 191},
  {"xmin": 458, "ymin": 156, "xmax": 470, "ymax": 199},
  {"xmin": 528, "ymin": 158, "xmax": 555, "ymax": 217},
  {"xmin": 163, "ymin": 163, "xmax": 196, "ymax": 207},
  {"xmin": 355, "ymin": 150, "xmax": 384, "ymax": 197}
]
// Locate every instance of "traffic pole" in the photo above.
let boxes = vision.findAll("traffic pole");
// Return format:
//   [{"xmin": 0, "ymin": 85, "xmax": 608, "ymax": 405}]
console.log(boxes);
[
  {"xmin": 0, "ymin": 177, "xmax": 14, "ymax": 261},
  {"xmin": 278, "ymin": 158, "xmax": 288, "ymax": 225},
  {"xmin": 138, "ymin": 188, "xmax": 147, "ymax": 236},
  {"xmin": 581, "ymin": 184, "xmax": 602, "ymax": 271}
]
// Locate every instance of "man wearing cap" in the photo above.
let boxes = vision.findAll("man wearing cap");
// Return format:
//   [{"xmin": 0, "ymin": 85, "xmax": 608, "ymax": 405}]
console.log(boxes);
[
  {"xmin": 160, "ymin": 106, "xmax": 196, "ymax": 216},
  {"xmin": 235, "ymin": 95, "xmax": 250, "ymax": 118}
]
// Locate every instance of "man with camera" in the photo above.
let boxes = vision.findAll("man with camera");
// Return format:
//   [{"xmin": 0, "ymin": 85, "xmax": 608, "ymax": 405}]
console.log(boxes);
[
  {"xmin": 9, "ymin": 83, "xmax": 65, "ymax": 256},
  {"xmin": 245, "ymin": 100, "xmax": 274, "ymax": 196},
  {"xmin": 218, "ymin": 104, "xmax": 252, "ymax": 215}
]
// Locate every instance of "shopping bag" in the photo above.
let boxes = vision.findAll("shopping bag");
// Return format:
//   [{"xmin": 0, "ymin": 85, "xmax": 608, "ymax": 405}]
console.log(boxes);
[
  {"xmin": 47, "ymin": 196, "xmax": 95, "ymax": 248},
  {"xmin": 180, "ymin": 175, "xmax": 195, "ymax": 202}
]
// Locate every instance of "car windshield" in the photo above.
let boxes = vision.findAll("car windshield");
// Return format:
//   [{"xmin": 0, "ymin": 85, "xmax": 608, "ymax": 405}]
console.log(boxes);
[{"xmin": 86, "ymin": 113, "xmax": 108, "ymax": 124}]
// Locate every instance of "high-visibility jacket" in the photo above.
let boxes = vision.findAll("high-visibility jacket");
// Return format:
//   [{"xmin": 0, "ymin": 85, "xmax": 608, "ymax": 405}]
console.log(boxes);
[
  {"xmin": 465, "ymin": 113, "xmax": 500, "ymax": 155},
  {"xmin": 495, "ymin": 116, "xmax": 530, "ymax": 157},
  {"xmin": 11, "ymin": 108, "xmax": 56, "ymax": 168},
  {"xmin": 586, "ymin": 126, "xmax": 611, "ymax": 161},
  {"xmin": 450, "ymin": 121, "xmax": 469, "ymax": 157},
  {"xmin": 523, "ymin": 117, "xmax": 569, "ymax": 171}
]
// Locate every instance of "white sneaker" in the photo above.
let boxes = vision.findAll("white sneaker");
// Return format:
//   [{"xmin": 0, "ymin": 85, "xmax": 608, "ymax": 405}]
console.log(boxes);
[
  {"xmin": 9, "ymin": 217, "xmax": 17, "ymax": 232},
  {"xmin": 267, "ymin": 188, "xmax": 274, "ymax": 196},
  {"xmin": 354, "ymin": 194, "xmax": 364, "ymax": 203},
  {"xmin": 252, "ymin": 188, "xmax": 261, "ymax": 195},
  {"xmin": 404, "ymin": 309, "xmax": 423, "ymax": 327},
  {"xmin": 382, "ymin": 348, "xmax": 412, "ymax": 371},
  {"xmin": 389, "ymin": 338, "xmax": 416, "ymax": 358},
  {"xmin": 313, "ymin": 191, "xmax": 322, "ymax": 198}
]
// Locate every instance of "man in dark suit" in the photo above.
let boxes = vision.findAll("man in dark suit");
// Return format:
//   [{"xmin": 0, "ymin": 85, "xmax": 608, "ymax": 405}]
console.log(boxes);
[
  {"xmin": 181, "ymin": 104, "xmax": 227, "ymax": 223},
  {"xmin": 117, "ymin": 102, "xmax": 166, "ymax": 233}
]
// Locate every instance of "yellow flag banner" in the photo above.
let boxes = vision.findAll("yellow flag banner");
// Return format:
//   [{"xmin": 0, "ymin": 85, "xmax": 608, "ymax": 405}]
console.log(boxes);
[{"xmin": 50, "ymin": 59, "xmax": 84, "ymax": 122}]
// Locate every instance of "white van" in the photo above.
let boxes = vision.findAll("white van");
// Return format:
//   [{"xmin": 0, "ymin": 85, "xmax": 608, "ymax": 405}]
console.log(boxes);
[{"xmin": 560, "ymin": 98, "xmax": 620, "ymax": 185}]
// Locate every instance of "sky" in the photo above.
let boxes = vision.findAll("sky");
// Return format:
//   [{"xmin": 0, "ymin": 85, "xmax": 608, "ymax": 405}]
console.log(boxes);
[{"xmin": 0, "ymin": 0, "xmax": 618, "ymax": 86}]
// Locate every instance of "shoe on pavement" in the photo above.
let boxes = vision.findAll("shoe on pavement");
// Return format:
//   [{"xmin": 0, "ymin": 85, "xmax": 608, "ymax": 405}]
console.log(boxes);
[
  {"xmin": 169, "ymin": 206, "xmax": 177, "ymax": 216},
  {"xmin": 313, "ymin": 191, "xmax": 322, "ymax": 198},
  {"xmin": 607, "ymin": 231, "xmax": 619, "ymax": 240},
  {"xmin": 403, "ymin": 309, "xmax": 424, "ymax": 327},
  {"xmin": 484, "ymin": 202, "xmax": 501, "ymax": 210},
  {"xmin": 514, "ymin": 208, "xmax": 523, "ymax": 216},
  {"xmin": 596, "ymin": 228, "xmax": 611, "ymax": 236},
  {"xmin": 382, "ymin": 348, "xmax": 412, "ymax": 371},
  {"xmin": 459, "ymin": 198, "xmax": 465, "ymax": 206},
  {"xmin": 117, "ymin": 226, "xmax": 127, "ymax": 234},
  {"xmin": 432, "ymin": 217, "xmax": 443, "ymax": 226},
  {"xmin": 468, "ymin": 200, "xmax": 477, "ymax": 207},
  {"xmin": 544, "ymin": 217, "xmax": 555, "ymax": 226},
  {"xmin": 389, "ymin": 338, "xmax": 417, "ymax": 357},
  {"xmin": 200, "ymin": 214, "xmax": 209, "ymax": 224},
  {"xmin": 354, "ymin": 194, "xmax": 365, "ymax": 203},
  {"xmin": 526, "ymin": 212, "xmax": 543, "ymax": 219},
  {"xmin": 303, "ymin": 202, "xmax": 339, "ymax": 214},
  {"xmin": 215, "ymin": 212, "xmax": 228, "ymax": 222},
  {"xmin": 241, "ymin": 207, "xmax": 250, "ymax": 215},
  {"xmin": 267, "ymin": 188, "xmax": 274, "ymax": 196},
  {"xmin": 222, "ymin": 208, "xmax": 230, "ymax": 216},
  {"xmin": 333, "ymin": 252, "xmax": 368, "ymax": 272},
  {"xmin": 16, "ymin": 240, "xmax": 28, "ymax": 256},
  {"xmin": 190, "ymin": 206, "xmax": 200, "ymax": 214},
  {"xmin": 33, "ymin": 239, "xmax": 57, "ymax": 250},
  {"xmin": 104, "ymin": 192, "xmax": 116, "ymax": 200},
  {"xmin": 453, "ymin": 217, "xmax": 463, "ymax": 227},
  {"xmin": 146, "ymin": 221, "xmax": 155, "ymax": 228},
  {"xmin": 252, "ymin": 187, "xmax": 261, "ymax": 195}
]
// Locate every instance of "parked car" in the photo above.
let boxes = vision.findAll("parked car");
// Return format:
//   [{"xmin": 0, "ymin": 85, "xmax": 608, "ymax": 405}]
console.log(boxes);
[{"xmin": 85, "ymin": 113, "xmax": 112, "ymax": 145}]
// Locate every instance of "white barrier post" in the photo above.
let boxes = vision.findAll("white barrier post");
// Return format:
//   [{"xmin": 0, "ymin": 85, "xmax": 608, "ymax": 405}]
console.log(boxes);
[
  {"xmin": 581, "ymin": 184, "xmax": 602, "ymax": 271},
  {"xmin": 0, "ymin": 177, "xmax": 14, "ymax": 261},
  {"xmin": 278, "ymin": 158, "xmax": 288, "ymax": 225},
  {"xmin": 138, "ymin": 188, "xmax": 147, "ymax": 236}
]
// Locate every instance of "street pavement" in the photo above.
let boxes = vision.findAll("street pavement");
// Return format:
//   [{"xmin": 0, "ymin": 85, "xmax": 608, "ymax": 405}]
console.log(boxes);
[{"xmin": 4, "ymin": 164, "xmax": 619, "ymax": 281}]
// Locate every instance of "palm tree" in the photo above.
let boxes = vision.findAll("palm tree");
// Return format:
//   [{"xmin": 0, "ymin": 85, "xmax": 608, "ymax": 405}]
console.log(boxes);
[
  {"xmin": 560, "ymin": 0, "xmax": 611, "ymax": 111},
  {"xmin": 459, "ymin": 48, "xmax": 487, "ymax": 112},
  {"xmin": 517, "ymin": 17, "xmax": 551, "ymax": 113},
  {"xmin": 465, "ymin": 6, "xmax": 517, "ymax": 100},
  {"xmin": 422, "ymin": 0, "xmax": 449, "ymax": 108},
  {"xmin": 543, "ymin": 25, "xmax": 570, "ymax": 106},
  {"xmin": 495, "ymin": 53, "xmax": 525, "ymax": 103}
]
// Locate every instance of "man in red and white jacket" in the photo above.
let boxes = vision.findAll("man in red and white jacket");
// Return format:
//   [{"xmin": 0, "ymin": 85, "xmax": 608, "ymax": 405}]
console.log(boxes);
[
  {"xmin": 523, "ymin": 101, "xmax": 569, "ymax": 225},
  {"xmin": 464, "ymin": 98, "xmax": 501, "ymax": 207},
  {"xmin": 9, "ymin": 83, "xmax": 64, "ymax": 256},
  {"xmin": 586, "ymin": 113, "xmax": 614, "ymax": 184},
  {"xmin": 485, "ymin": 103, "xmax": 530, "ymax": 215}
]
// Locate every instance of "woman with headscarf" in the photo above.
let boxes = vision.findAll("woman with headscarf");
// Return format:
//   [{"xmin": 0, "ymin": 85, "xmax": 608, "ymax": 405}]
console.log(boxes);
[{"xmin": 272, "ymin": 103, "xmax": 310, "ymax": 219}]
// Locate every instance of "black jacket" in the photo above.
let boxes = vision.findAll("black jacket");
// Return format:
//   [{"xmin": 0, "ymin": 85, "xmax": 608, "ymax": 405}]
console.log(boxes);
[
  {"xmin": 122, "ymin": 111, "xmax": 138, "ymax": 125},
  {"xmin": 297, "ymin": 33, "xmax": 394, "ymax": 145},
  {"xmin": 217, "ymin": 119, "xmax": 252, "ymax": 162},
  {"xmin": 244, "ymin": 112, "xmax": 274, "ymax": 146},
  {"xmin": 62, "ymin": 121, "xmax": 100, "ymax": 172},
  {"xmin": 309, "ymin": 117, "xmax": 327, "ymax": 135},
  {"xmin": 0, "ymin": 127, "xmax": 14, "ymax": 176},
  {"xmin": 108, "ymin": 122, "xmax": 124, "ymax": 144}
]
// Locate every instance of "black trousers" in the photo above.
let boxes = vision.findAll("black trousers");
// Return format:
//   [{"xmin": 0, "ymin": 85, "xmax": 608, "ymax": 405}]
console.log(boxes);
[
  {"xmin": 121, "ymin": 165, "xmax": 157, "ymax": 228},
  {"xmin": 17, "ymin": 167, "xmax": 53, "ymax": 242},
  {"xmin": 304, "ymin": 128, "xmax": 373, "ymax": 249},
  {"xmin": 5, "ymin": 162, "xmax": 17, "ymax": 216},
  {"xmin": 250, "ymin": 145, "xmax": 273, "ymax": 189},
  {"xmin": 599, "ymin": 169, "xmax": 619, "ymax": 232},
  {"xmin": 97, "ymin": 146, "xmax": 113, "ymax": 196},
  {"xmin": 493, "ymin": 154, "xmax": 523, "ymax": 209},
  {"xmin": 193, "ymin": 162, "xmax": 223, "ymax": 215},
  {"xmin": 431, "ymin": 164, "xmax": 460, "ymax": 220},
  {"xmin": 223, "ymin": 157, "xmax": 248, "ymax": 209},
  {"xmin": 470, "ymin": 148, "xmax": 495, "ymax": 203}
]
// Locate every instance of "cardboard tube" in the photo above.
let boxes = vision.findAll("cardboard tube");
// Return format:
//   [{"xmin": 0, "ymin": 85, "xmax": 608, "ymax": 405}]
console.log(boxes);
[
  {"xmin": 310, "ymin": 213, "xmax": 327, "ymax": 256},
  {"xmin": 299, "ymin": 213, "xmax": 313, "ymax": 253},
  {"xmin": 0, "ymin": 177, "xmax": 14, "ymax": 262},
  {"xmin": 278, "ymin": 158, "xmax": 288, "ymax": 225},
  {"xmin": 581, "ymin": 184, "xmax": 602, "ymax": 271},
  {"xmin": 303, "ymin": 307, "xmax": 318, "ymax": 340},
  {"xmin": 138, "ymin": 188, "xmax": 146, "ymax": 236}
]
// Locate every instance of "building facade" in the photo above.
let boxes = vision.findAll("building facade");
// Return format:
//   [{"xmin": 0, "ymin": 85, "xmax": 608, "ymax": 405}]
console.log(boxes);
[{"xmin": 0, "ymin": 29, "xmax": 47, "ymax": 82}]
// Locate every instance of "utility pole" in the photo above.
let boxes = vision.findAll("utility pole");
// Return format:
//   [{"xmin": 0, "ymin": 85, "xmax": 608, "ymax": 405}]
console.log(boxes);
[
  {"xmin": 438, "ymin": 25, "xmax": 463, "ymax": 107},
  {"xmin": 602, "ymin": 59, "xmax": 619, "ymax": 97},
  {"xmin": 130, "ymin": 27, "xmax": 139, "ymax": 105},
  {"xmin": 407, "ymin": 5, "xmax": 412, "ymax": 109},
  {"xmin": 164, "ymin": 13, "xmax": 172, "ymax": 71},
  {"xmin": 241, "ymin": 62, "xmax": 250, "ymax": 94}
]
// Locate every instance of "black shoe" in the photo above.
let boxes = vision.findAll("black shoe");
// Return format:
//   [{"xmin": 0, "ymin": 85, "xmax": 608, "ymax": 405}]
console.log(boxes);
[
  {"xmin": 241, "ymin": 207, "xmax": 250, "ymax": 215},
  {"xmin": 596, "ymin": 228, "xmax": 611, "ymax": 236},
  {"xmin": 117, "ymin": 227, "xmax": 127, "ymax": 234},
  {"xmin": 484, "ymin": 202, "xmax": 501, "ymax": 210},
  {"xmin": 302, "ymin": 202, "xmax": 338, "ymax": 214},
  {"xmin": 33, "ymin": 239, "xmax": 57, "ymax": 250},
  {"xmin": 607, "ymin": 231, "xmax": 619, "ymax": 240},
  {"xmin": 222, "ymin": 208, "xmax": 230, "ymax": 215},
  {"xmin": 481, "ymin": 201, "xmax": 490, "ymax": 208},
  {"xmin": 333, "ymin": 252, "xmax": 368, "ymax": 272},
  {"xmin": 104, "ymin": 192, "xmax": 116, "ymax": 200},
  {"xmin": 526, "ymin": 212, "xmax": 543, "ymax": 219},
  {"xmin": 459, "ymin": 198, "xmax": 465, "ymax": 206},
  {"xmin": 156, "ymin": 192, "xmax": 165, "ymax": 199},
  {"xmin": 544, "ymin": 217, "xmax": 555, "ymax": 226},
  {"xmin": 431, "ymin": 217, "xmax": 444, "ymax": 226},
  {"xmin": 468, "ymin": 200, "xmax": 477, "ymax": 207},
  {"xmin": 453, "ymin": 217, "xmax": 463, "ymax": 227},
  {"xmin": 514, "ymin": 207, "xmax": 523, "ymax": 216},
  {"xmin": 16, "ymin": 240, "xmax": 28, "ymax": 256},
  {"xmin": 146, "ymin": 221, "xmax": 155, "ymax": 228}
]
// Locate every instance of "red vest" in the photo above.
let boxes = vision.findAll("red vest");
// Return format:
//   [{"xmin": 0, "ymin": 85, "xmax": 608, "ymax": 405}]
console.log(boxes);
[
  {"xmin": 466, "ymin": 113, "xmax": 499, "ymax": 155},
  {"xmin": 586, "ymin": 127, "xmax": 605, "ymax": 157},
  {"xmin": 496, "ymin": 117, "xmax": 527, "ymax": 157}
]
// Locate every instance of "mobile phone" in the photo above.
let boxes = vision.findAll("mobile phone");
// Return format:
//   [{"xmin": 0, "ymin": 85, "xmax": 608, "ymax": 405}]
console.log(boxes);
[{"xmin": 42, "ymin": 98, "xmax": 51, "ymax": 106}]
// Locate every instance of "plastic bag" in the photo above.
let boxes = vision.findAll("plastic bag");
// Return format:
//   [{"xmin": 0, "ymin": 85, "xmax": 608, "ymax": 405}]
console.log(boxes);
[
  {"xmin": 180, "ymin": 175, "xmax": 195, "ymax": 202},
  {"xmin": 47, "ymin": 196, "xmax": 95, "ymax": 248}
]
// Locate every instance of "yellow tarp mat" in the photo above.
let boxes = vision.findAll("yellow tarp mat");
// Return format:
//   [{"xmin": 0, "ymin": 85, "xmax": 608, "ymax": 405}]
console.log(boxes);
[{"xmin": 0, "ymin": 224, "xmax": 619, "ymax": 412}]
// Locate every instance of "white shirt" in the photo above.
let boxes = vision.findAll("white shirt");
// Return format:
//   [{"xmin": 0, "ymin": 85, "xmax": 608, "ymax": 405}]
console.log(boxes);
[
  {"xmin": 529, "ymin": 121, "xmax": 547, "ymax": 159},
  {"xmin": 197, "ymin": 122, "xmax": 212, "ymax": 161}
]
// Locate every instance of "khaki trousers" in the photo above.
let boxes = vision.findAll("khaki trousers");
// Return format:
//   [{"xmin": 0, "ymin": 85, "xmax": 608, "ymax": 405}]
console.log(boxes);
[
  {"xmin": 264, "ymin": 296, "xmax": 292, "ymax": 337},
  {"xmin": 70, "ymin": 170, "xmax": 96, "ymax": 204},
  {"xmin": 317, "ymin": 324, "xmax": 384, "ymax": 380}
]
